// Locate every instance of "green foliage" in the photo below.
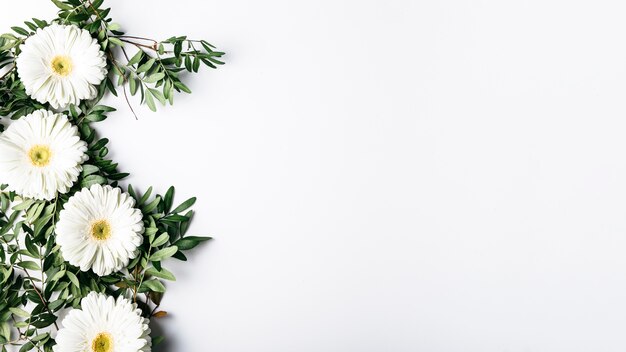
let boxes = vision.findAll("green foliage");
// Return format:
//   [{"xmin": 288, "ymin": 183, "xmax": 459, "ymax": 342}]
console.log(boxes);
[
  {"xmin": 0, "ymin": 106, "xmax": 212, "ymax": 350},
  {"xmin": 0, "ymin": 0, "xmax": 220, "ymax": 350},
  {"xmin": 0, "ymin": 0, "xmax": 224, "ymax": 118},
  {"xmin": 119, "ymin": 36, "xmax": 225, "ymax": 112},
  {"xmin": 51, "ymin": 0, "xmax": 224, "ymax": 114},
  {"xmin": 0, "ymin": 21, "xmax": 49, "ymax": 120}
]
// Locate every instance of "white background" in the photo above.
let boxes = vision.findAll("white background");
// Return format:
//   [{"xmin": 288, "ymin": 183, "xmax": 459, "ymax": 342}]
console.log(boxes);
[{"xmin": 4, "ymin": 0, "xmax": 626, "ymax": 351}]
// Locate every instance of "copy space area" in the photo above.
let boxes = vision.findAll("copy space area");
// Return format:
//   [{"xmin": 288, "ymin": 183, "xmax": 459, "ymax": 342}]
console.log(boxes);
[{"xmin": 3, "ymin": 1, "xmax": 626, "ymax": 351}]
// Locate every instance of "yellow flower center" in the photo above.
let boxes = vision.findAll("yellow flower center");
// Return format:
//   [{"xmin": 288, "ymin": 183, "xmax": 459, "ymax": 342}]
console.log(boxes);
[
  {"xmin": 50, "ymin": 55, "xmax": 73, "ymax": 76},
  {"xmin": 91, "ymin": 332, "xmax": 113, "ymax": 352},
  {"xmin": 28, "ymin": 145, "xmax": 52, "ymax": 167},
  {"xmin": 91, "ymin": 220, "xmax": 111, "ymax": 241}
]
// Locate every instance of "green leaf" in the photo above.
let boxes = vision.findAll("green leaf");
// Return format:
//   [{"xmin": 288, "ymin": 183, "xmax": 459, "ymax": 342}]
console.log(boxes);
[
  {"xmin": 50, "ymin": 269, "xmax": 66, "ymax": 282},
  {"xmin": 13, "ymin": 199, "xmax": 35, "ymax": 211},
  {"xmin": 109, "ymin": 37, "xmax": 124, "ymax": 46},
  {"xmin": 11, "ymin": 26, "xmax": 29, "ymax": 36},
  {"xmin": 145, "ymin": 227, "xmax": 158, "ymax": 237},
  {"xmin": 140, "ymin": 278, "xmax": 166, "ymax": 292},
  {"xmin": 184, "ymin": 55, "xmax": 192, "ymax": 71},
  {"xmin": 14, "ymin": 321, "xmax": 28, "ymax": 329},
  {"xmin": 81, "ymin": 175, "xmax": 107, "ymax": 188},
  {"xmin": 172, "ymin": 251, "xmax": 188, "ymax": 261},
  {"xmin": 31, "ymin": 333, "xmax": 49, "ymax": 342},
  {"xmin": 143, "ymin": 196, "xmax": 161, "ymax": 213},
  {"xmin": 152, "ymin": 232, "xmax": 169, "ymax": 247},
  {"xmin": 66, "ymin": 271, "xmax": 80, "ymax": 288},
  {"xmin": 127, "ymin": 50, "xmax": 144, "ymax": 66},
  {"xmin": 153, "ymin": 335, "xmax": 165, "ymax": 346},
  {"xmin": 81, "ymin": 164, "xmax": 99, "ymax": 177},
  {"xmin": 91, "ymin": 105, "xmax": 116, "ymax": 113},
  {"xmin": 174, "ymin": 236, "xmax": 211, "ymax": 250},
  {"xmin": 32, "ymin": 18, "xmax": 47, "ymax": 28},
  {"xmin": 49, "ymin": 298, "xmax": 66, "ymax": 311},
  {"xmin": 84, "ymin": 113, "xmax": 107, "ymax": 122},
  {"xmin": 145, "ymin": 90, "xmax": 157, "ymax": 112},
  {"xmin": 0, "ymin": 322, "xmax": 9, "ymax": 343},
  {"xmin": 138, "ymin": 186, "xmax": 153, "ymax": 205},
  {"xmin": 164, "ymin": 186, "xmax": 175, "ymax": 212},
  {"xmin": 69, "ymin": 104, "xmax": 80, "ymax": 118},
  {"xmin": 144, "ymin": 72, "xmax": 165, "ymax": 84},
  {"xmin": 0, "ymin": 33, "xmax": 17, "ymax": 41},
  {"xmin": 108, "ymin": 172, "xmax": 129, "ymax": 181},
  {"xmin": 201, "ymin": 40, "xmax": 216, "ymax": 50},
  {"xmin": 137, "ymin": 58, "xmax": 156, "ymax": 73},
  {"xmin": 149, "ymin": 246, "xmax": 178, "ymax": 262},
  {"xmin": 16, "ymin": 261, "xmax": 40, "ymax": 271},
  {"xmin": 162, "ymin": 214, "xmax": 189, "ymax": 222},
  {"xmin": 193, "ymin": 56, "xmax": 200, "ymax": 72},
  {"xmin": 171, "ymin": 197, "xmax": 196, "ymax": 214},
  {"xmin": 146, "ymin": 266, "xmax": 176, "ymax": 281},
  {"xmin": 30, "ymin": 313, "xmax": 56, "ymax": 328},
  {"xmin": 174, "ymin": 41, "xmax": 182, "ymax": 57},
  {"xmin": 19, "ymin": 341, "xmax": 34, "ymax": 352},
  {"xmin": 174, "ymin": 81, "xmax": 192, "ymax": 93},
  {"xmin": 51, "ymin": 0, "xmax": 73, "ymax": 10},
  {"xmin": 129, "ymin": 76, "xmax": 139, "ymax": 95},
  {"xmin": 90, "ymin": 138, "xmax": 109, "ymax": 151},
  {"xmin": 164, "ymin": 79, "xmax": 173, "ymax": 104},
  {"xmin": 149, "ymin": 88, "xmax": 166, "ymax": 105},
  {"xmin": 107, "ymin": 23, "xmax": 121, "ymax": 31},
  {"xmin": 92, "ymin": 0, "xmax": 104, "ymax": 10},
  {"xmin": 24, "ymin": 21, "xmax": 37, "ymax": 31},
  {"xmin": 9, "ymin": 307, "xmax": 30, "ymax": 318}
]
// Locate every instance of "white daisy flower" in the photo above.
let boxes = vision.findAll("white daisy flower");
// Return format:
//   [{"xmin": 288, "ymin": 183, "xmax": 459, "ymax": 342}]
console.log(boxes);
[
  {"xmin": 0, "ymin": 109, "xmax": 88, "ymax": 200},
  {"xmin": 54, "ymin": 292, "xmax": 151, "ymax": 352},
  {"xmin": 16, "ymin": 24, "xmax": 107, "ymax": 109},
  {"xmin": 56, "ymin": 184, "xmax": 144, "ymax": 276}
]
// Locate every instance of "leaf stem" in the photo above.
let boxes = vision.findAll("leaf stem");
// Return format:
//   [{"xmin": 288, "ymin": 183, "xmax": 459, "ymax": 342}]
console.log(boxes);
[
  {"xmin": 133, "ymin": 243, "xmax": 153, "ymax": 303},
  {"xmin": 0, "ymin": 65, "xmax": 15, "ymax": 81},
  {"xmin": 13, "ymin": 235, "xmax": 59, "ymax": 330},
  {"xmin": 118, "ymin": 38, "xmax": 157, "ymax": 51},
  {"xmin": 107, "ymin": 54, "xmax": 139, "ymax": 120},
  {"xmin": 21, "ymin": 267, "xmax": 59, "ymax": 330},
  {"xmin": 114, "ymin": 35, "xmax": 158, "ymax": 45}
]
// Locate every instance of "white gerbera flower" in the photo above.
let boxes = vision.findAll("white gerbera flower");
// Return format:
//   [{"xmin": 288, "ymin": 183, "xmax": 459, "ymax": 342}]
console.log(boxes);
[
  {"xmin": 16, "ymin": 24, "xmax": 107, "ymax": 109},
  {"xmin": 56, "ymin": 184, "xmax": 144, "ymax": 276},
  {"xmin": 54, "ymin": 292, "xmax": 151, "ymax": 352},
  {"xmin": 0, "ymin": 109, "xmax": 88, "ymax": 200}
]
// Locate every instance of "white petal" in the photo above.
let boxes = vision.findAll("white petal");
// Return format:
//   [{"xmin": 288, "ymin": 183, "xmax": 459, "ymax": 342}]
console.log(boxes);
[
  {"xmin": 54, "ymin": 292, "xmax": 152, "ymax": 352},
  {"xmin": 56, "ymin": 184, "xmax": 144, "ymax": 276},
  {"xmin": 16, "ymin": 24, "xmax": 107, "ymax": 109},
  {"xmin": 0, "ymin": 109, "xmax": 87, "ymax": 200}
]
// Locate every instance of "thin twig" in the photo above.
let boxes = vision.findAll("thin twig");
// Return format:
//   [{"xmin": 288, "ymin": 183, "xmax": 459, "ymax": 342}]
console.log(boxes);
[
  {"xmin": 122, "ymin": 82, "xmax": 139, "ymax": 120},
  {"xmin": 13, "ymin": 232, "xmax": 59, "ymax": 330},
  {"xmin": 118, "ymin": 38, "xmax": 156, "ymax": 51},
  {"xmin": 120, "ymin": 46, "xmax": 131, "ymax": 62},
  {"xmin": 22, "ymin": 268, "xmax": 59, "ymax": 330},
  {"xmin": 106, "ymin": 53, "xmax": 139, "ymax": 120},
  {"xmin": 0, "ymin": 65, "xmax": 15, "ymax": 81},
  {"xmin": 114, "ymin": 35, "xmax": 158, "ymax": 45},
  {"xmin": 133, "ymin": 244, "xmax": 153, "ymax": 303}
]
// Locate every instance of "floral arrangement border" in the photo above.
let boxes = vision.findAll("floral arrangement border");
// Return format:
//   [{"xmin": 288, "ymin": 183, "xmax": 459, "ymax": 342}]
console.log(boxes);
[{"xmin": 0, "ymin": 0, "xmax": 224, "ymax": 351}]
